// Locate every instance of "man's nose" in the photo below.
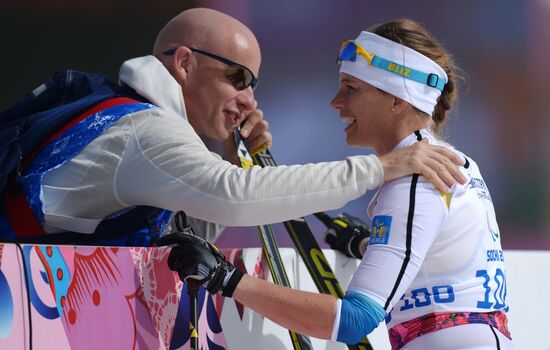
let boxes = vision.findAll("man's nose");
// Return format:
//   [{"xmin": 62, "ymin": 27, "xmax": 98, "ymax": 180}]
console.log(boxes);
[{"xmin": 236, "ymin": 86, "xmax": 256, "ymax": 111}]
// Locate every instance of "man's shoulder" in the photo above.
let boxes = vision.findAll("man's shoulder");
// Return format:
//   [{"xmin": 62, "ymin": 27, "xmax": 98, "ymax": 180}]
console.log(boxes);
[{"xmin": 118, "ymin": 106, "xmax": 202, "ymax": 149}]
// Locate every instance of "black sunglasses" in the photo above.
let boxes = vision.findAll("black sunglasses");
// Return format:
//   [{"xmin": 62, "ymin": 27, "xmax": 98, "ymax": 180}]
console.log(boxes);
[{"xmin": 164, "ymin": 47, "xmax": 259, "ymax": 90}]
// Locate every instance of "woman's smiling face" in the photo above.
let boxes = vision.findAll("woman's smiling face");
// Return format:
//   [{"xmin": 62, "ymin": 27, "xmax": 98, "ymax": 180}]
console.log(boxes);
[{"xmin": 331, "ymin": 73, "xmax": 396, "ymax": 151}]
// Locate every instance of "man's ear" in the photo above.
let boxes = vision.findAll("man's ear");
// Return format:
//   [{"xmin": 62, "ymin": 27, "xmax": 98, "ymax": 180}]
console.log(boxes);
[
  {"xmin": 168, "ymin": 46, "xmax": 193, "ymax": 86},
  {"xmin": 391, "ymin": 96, "xmax": 409, "ymax": 115}
]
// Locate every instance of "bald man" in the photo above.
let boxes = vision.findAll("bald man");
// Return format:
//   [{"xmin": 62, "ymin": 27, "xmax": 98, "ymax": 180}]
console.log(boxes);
[{"xmin": 1, "ymin": 8, "xmax": 466, "ymax": 245}]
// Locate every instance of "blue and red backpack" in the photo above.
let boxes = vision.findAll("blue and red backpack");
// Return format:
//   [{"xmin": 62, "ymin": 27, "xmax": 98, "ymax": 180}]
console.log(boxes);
[{"xmin": 0, "ymin": 70, "xmax": 172, "ymax": 246}]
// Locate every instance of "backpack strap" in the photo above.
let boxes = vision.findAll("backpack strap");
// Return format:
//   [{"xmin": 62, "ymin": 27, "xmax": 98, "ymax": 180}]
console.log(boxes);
[{"xmin": 4, "ymin": 97, "xmax": 141, "ymax": 238}]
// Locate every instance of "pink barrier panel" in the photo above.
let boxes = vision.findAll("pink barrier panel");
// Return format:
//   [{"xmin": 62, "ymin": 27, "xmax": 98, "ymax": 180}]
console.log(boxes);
[{"xmin": 0, "ymin": 243, "xmax": 243, "ymax": 349}]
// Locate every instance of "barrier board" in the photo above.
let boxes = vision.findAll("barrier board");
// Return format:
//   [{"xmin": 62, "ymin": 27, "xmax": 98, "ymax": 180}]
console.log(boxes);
[{"xmin": 0, "ymin": 244, "xmax": 545, "ymax": 349}]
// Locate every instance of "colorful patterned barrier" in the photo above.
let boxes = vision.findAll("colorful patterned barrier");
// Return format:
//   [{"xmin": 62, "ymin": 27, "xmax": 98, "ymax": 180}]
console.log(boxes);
[
  {"xmin": 0, "ymin": 243, "xmax": 347, "ymax": 350},
  {"xmin": 0, "ymin": 244, "xmax": 546, "ymax": 349},
  {"xmin": 0, "ymin": 244, "xmax": 189, "ymax": 349}
]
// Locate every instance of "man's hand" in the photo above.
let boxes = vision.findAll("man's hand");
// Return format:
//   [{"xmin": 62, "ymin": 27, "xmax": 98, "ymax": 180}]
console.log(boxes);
[
  {"xmin": 221, "ymin": 108, "xmax": 272, "ymax": 164},
  {"xmin": 379, "ymin": 139, "xmax": 467, "ymax": 192},
  {"xmin": 157, "ymin": 232, "xmax": 244, "ymax": 297},
  {"xmin": 239, "ymin": 108, "xmax": 272, "ymax": 153}
]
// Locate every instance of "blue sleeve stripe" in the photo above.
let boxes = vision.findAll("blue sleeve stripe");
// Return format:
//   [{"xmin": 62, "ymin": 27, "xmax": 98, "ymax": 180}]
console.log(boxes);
[{"xmin": 337, "ymin": 290, "xmax": 386, "ymax": 345}]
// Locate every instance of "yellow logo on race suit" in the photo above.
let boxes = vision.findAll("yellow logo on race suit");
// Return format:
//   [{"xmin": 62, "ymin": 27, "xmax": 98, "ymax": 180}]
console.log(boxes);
[{"xmin": 370, "ymin": 215, "xmax": 392, "ymax": 245}]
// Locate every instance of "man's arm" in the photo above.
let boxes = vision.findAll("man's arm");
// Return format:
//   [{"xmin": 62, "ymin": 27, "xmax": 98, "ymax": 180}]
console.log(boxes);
[
  {"xmin": 111, "ymin": 109, "xmax": 465, "ymax": 226},
  {"xmin": 222, "ymin": 108, "xmax": 466, "ymax": 192}
]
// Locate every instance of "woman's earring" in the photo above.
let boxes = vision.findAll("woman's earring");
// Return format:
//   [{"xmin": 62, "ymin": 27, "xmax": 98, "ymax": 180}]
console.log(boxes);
[{"xmin": 391, "ymin": 107, "xmax": 395, "ymax": 112}]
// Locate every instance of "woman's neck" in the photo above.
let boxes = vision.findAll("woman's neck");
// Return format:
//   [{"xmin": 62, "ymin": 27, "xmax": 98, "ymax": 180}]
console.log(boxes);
[{"xmin": 374, "ymin": 112, "xmax": 431, "ymax": 156}]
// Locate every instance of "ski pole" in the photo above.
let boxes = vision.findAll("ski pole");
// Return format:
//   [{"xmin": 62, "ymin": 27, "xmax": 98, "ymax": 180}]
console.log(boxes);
[
  {"xmin": 233, "ymin": 128, "xmax": 313, "ymax": 350},
  {"xmin": 187, "ymin": 279, "xmax": 199, "ymax": 350},
  {"xmin": 246, "ymin": 144, "xmax": 374, "ymax": 350},
  {"xmin": 313, "ymin": 212, "xmax": 333, "ymax": 227},
  {"xmin": 173, "ymin": 211, "xmax": 200, "ymax": 350}
]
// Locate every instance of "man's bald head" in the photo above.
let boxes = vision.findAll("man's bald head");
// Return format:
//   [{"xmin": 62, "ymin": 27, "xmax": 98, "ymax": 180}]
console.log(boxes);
[
  {"xmin": 152, "ymin": 8, "xmax": 261, "ymax": 142},
  {"xmin": 153, "ymin": 8, "xmax": 260, "ymax": 73}
]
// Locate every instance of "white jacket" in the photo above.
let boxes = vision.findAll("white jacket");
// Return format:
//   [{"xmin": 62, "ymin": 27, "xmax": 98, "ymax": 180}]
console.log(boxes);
[{"xmin": 41, "ymin": 56, "xmax": 384, "ymax": 240}]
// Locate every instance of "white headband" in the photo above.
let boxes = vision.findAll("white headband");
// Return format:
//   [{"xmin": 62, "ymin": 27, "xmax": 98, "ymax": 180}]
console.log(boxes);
[{"xmin": 339, "ymin": 31, "xmax": 448, "ymax": 116}]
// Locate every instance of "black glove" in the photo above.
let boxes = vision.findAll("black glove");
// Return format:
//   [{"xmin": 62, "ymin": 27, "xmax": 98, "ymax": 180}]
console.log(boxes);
[
  {"xmin": 316, "ymin": 212, "xmax": 370, "ymax": 259},
  {"xmin": 157, "ymin": 231, "xmax": 244, "ymax": 297}
]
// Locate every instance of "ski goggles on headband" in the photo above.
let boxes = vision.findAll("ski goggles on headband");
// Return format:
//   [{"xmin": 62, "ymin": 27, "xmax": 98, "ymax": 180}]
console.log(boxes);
[
  {"xmin": 337, "ymin": 40, "xmax": 446, "ymax": 91},
  {"xmin": 164, "ymin": 47, "xmax": 259, "ymax": 90}
]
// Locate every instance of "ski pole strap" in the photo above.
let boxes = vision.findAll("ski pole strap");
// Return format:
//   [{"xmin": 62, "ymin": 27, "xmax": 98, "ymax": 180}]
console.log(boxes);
[
  {"xmin": 206, "ymin": 260, "xmax": 231, "ymax": 294},
  {"xmin": 221, "ymin": 267, "xmax": 244, "ymax": 298},
  {"xmin": 347, "ymin": 233, "xmax": 368, "ymax": 260}
]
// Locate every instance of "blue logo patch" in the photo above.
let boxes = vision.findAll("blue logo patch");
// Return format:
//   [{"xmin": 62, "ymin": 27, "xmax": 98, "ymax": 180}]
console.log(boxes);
[{"xmin": 370, "ymin": 215, "xmax": 392, "ymax": 245}]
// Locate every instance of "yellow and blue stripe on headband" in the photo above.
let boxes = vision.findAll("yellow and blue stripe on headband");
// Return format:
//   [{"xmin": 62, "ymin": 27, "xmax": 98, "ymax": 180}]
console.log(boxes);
[{"xmin": 338, "ymin": 40, "xmax": 446, "ymax": 91}]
